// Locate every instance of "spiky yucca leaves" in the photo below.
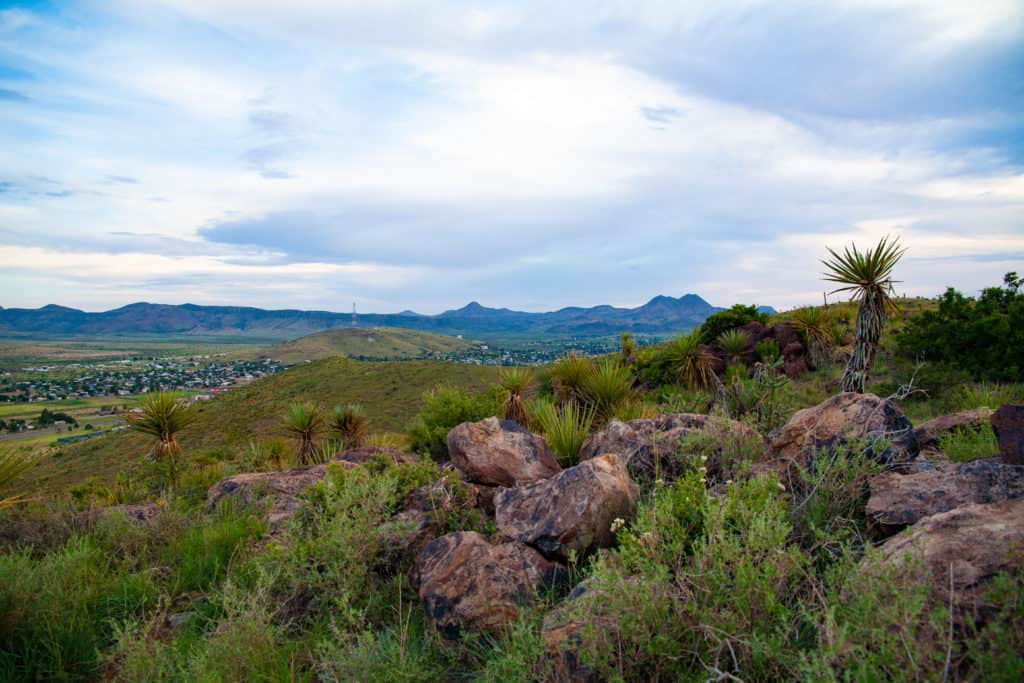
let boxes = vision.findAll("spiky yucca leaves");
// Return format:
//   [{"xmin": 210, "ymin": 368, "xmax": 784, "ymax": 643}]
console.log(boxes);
[
  {"xmin": 717, "ymin": 328, "xmax": 752, "ymax": 365},
  {"xmin": 663, "ymin": 331, "xmax": 717, "ymax": 390},
  {"xmin": 534, "ymin": 398, "xmax": 595, "ymax": 467},
  {"xmin": 790, "ymin": 307, "xmax": 834, "ymax": 369},
  {"xmin": 331, "ymin": 403, "xmax": 369, "ymax": 450},
  {"xmin": 0, "ymin": 447, "xmax": 36, "ymax": 509},
  {"xmin": 822, "ymin": 236, "xmax": 906, "ymax": 392},
  {"xmin": 582, "ymin": 358, "xmax": 634, "ymax": 423},
  {"xmin": 282, "ymin": 402, "xmax": 325, "ymax": 465},
  {"xmin": 127, "ymin": 391, "xmax": 198, "ymax": 487},
  {"xmin": 498, "ymin": 367, "xmax": 533, "ymax": 427},
  {"xmin": 549, "ymin": 351, "xmax": 592, "ymax": 404}
]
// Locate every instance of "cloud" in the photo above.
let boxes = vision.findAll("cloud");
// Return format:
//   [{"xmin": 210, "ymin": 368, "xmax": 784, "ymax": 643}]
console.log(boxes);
[{"xmin": 0, "ymin": 87, "xmax": 30, "ymax": 101}]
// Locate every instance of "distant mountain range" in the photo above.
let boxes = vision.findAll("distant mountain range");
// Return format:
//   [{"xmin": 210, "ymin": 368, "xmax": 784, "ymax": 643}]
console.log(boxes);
[{"xmin": 0, "ymin": 296, "xmax": 775, "ymax": 341}]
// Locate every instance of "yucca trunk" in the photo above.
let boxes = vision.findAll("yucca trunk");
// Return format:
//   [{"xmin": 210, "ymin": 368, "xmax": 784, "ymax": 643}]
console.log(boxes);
[
  {"xmin": 503, "ymin": 392, "xmax": 528, "ymax": 427},
  {"xmin": 840, "ymin": 288, "xmax": 886, "ymax": 393}
]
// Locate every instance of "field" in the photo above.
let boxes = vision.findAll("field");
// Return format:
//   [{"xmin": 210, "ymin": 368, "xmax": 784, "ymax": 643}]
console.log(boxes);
[
  {"xmin": 256, "ymin": 326, "xmax": 475, "ymax": 363},
  {"xmin": 0, "ymin": 338, "xmax": 262, "ymax": 369}
]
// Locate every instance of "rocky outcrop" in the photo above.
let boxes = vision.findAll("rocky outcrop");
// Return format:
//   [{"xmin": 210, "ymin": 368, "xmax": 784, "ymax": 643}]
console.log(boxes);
[
  {"xmin": 914, "ymin": 408, "xmax": 994, "ymax": 449},
  {"xmin": 768, "ymin": 392, "xmax": 918, "ymax": 465},
  {"xmin": 541, "ymin": 580, "xmax": 606, "ymax": 683},
  {"xmin": 992, "ymin": 405, "xmax": 1024, "ymax": 466},
  {"xmin": 877, "ymin": 497, "xmax": 1024, "ymax": 608},
  {"xmin": 205, "ymin": 464, "xmax": 339, "ymax": 527},
  {"xmin": 447, "ymin": 417, "xmax": 560, "ymax": 486},
  {"xmin": 579, "ymin": 414, "xmax": 763, "ymax": 485},
  {"xmin": 416, "ymin": 531, "xmax": 565, "ymax": 638},
  {"xmin": 866, "ymin": 459, "xmax": 1024, "ymax": 536},
  {"xmin": 495, "ymin": 454, "xmax": 639, "ymax": 560}
]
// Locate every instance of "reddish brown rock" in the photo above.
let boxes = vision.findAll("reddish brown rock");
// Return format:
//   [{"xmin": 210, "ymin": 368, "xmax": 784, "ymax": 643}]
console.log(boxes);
[
  {"xmin": 914, "ymin": 408, "xmax": 994, "ymax": 448},
  {"xmin": 579, "ymin": 414, "xmax": 763, "ymax": 485},
  {"xmin": 416, "ymin": 531, "xmax": 565, "ymax": 638},
  {"xmin": 866, "ymin": 459, "xmax": 1024, "ymax": 537},
  {"xmin": 541, "ymin": 580, "xmax": 607, "ymax": 683},
  {"xmin": 205, "ymin": 464, "xmax": 338, "ymax": 527},
  {"xmin": 992, "ymin": 405, "xmax": 1024, "ymax": 466},
  {"xmin": 768, "ymin": 392, "xmax": 919, "ymax": 466},
  {"xmin": 494, "ymin": 454, "xmax": 638, "ymax": 560},
  {"xmin": 877, "ymin": 497, "xmax": 1024, "ymax": 607},
  {"xmin": 447, "ymin": 417, "xmax": 560, "ymax": 486}
]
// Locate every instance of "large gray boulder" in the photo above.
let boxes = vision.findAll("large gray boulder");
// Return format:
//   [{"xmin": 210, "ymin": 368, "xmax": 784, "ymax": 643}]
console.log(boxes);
[
  {"xmin": 494, "ymin": 453, "xmax": 639, "ymax": 560},
  {"xmin": 416, "ymin": 531, "xmax": 565, "ymax": 639},
  {"xmin": 866, "ymin": 459, "xmax": 1024, "ymax": 537},
  {"xmin": 768, "ymin": 392, "xmax": 919, "ymax": 465},
  {"xmin": 447, "ymin": 417, "xmax": 560, "ymax": 486}
]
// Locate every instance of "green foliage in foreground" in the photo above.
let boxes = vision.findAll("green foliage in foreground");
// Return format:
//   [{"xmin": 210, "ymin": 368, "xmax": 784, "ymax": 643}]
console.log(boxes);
[
  {"xmin": 407, "ymin": 384, "xmax": 501, "ymax": 460},
  {"xmin": 698, "ymin": 303, "xmax": 768, "ymax": 345},
  {"xmin": 898, "ymin": 272, "xmax": 1024, "ymax": 382}
]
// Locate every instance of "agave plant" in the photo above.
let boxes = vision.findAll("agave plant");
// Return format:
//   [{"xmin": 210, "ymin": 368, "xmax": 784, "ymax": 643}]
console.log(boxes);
[
  {"xmin": 789, "ymin": 307, "xmax": 834, "ymax": 369},
  {"xmin": 282, "ymin": 402, "xmax": 324, "ymax": 465},
  {"xmin": 331, "ymin": 403, "xmax": 369, "ymax": 450},
  {"xmin": 548, "ymin": 351, "xmax": 592, "ymax": 404},
  {"xmin": 822, "ymin": 236, "xmax": 906, "ymax": 392},
  {"xmin": 534, "ymin": 398, "xmax": 595, "ymax": 467},
  {"xmin": 0, "ymin": 447, "xmax": 36, "ymax": 510},
  {"xmin": 498, "ymin": 367, "xmax": 533, "ymax": 427},
  {"xmin": 717, "ymin": 328, "xmax": 752, "ymax": 365},
  {"xmin": 582, "ymin": 358, "xmax": 634, "ymax": 423},
  {"xmin": 127, "ymin": 391, "xmax": 198, "ymax": 487},
  {"xmin": 663, "ymin": 331, "xmax": 717, "ymax": 390}
]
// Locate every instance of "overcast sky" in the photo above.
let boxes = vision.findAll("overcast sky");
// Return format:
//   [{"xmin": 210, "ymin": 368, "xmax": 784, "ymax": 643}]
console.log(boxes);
[{"xmin": 1, "ymin": 1, "xmax": 1021, "ymax": 314}]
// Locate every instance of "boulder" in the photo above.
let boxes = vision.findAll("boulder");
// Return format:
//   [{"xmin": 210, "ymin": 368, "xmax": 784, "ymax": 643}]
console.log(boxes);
[
  {"xmin": 494, "ymin": 454, "xmax": 639, "ymax": 560},
  {"xmin": 768, "ymin": 392, "xmax": 918, "ymax": 466},
  {"xmin": 205, "ymin": 464, "xmax": 339, "ymax": 527},
  {"xmin": 877, "ymin": 497, "xmax": 1024, "ymax": 607},
  {"xmin": 914, "ymin": 408, "xmax": 994, "ymax": 448},
  {"xmin": 579, "ymin": 414, "xmax": 763, "ymax": 485},
  {"xmin": 541, "ymin": 580, "xmax": 607, "ymax": 683},
  {"xmin": 416, "ymin": 531, "xmax": 565, "ymax": 638},
  {"xmin": 866, "ymin": 459, "xmax": 1024, "ymax": 537},
  {"xmin": 446, "ymin": 417, "xmax": 560, "ymax": 486},
  {"xmin": 992, "ymin": 405, "xmax": 1024, "ymax": 466}
]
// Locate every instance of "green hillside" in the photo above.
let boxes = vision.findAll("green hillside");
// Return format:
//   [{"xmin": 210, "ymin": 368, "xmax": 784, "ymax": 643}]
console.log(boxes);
[
  {"xmin": 26, "ymin": 358, "xmax": 500, "ymax": 494},
  {"xmin": 257, "ymin": 326, "xmax": 476, "ymax": 363}
]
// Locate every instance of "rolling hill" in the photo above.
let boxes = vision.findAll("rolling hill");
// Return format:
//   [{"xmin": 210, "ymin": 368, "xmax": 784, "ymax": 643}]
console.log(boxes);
[
  {"xmin": 0, "ymin": 293, "xmax": 757, "ymax": 340},
  {"xmin": 260, "ymin": 327, "xmax": 476, "ymax": 363}
]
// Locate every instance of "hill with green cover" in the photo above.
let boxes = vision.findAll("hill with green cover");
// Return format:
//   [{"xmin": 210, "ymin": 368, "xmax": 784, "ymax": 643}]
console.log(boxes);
[{"xmin": 259, "ymin": 326, "xmax": 476, "ymax": 363}]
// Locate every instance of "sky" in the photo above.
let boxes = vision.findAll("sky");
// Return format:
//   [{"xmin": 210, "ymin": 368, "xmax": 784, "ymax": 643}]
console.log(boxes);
[{"xmin": 0, "ymin": 0, "xmax": 1022, "ymax": 314}]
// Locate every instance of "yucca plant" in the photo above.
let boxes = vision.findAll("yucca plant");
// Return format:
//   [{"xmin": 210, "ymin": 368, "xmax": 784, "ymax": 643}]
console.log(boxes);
[
  {"xmin": 535, "ymin": 398, "xmax": 595, "ymax": 467},
  {"xmin": 549, "ymin": 351, "xmax": 592, "ymax": 403},
  {"xmin": 0, "ymin": 447, "xmax": 36, "ymax": 510},
  {"xmin": 717, "ymin": 328, "xmax": 752, "ymax": 365},
  {"xmin": 790, "ymin": 307, "xmax": 834, "ymax": 369},
  {"xmin": 582, "ymin": 358, "xmax": 634, "ymax": 423},
  {"xmin": 127, "ymin": 391, "xmax": 198, "ymax": 487},
  {"xmin": 620, "ymin": 332, "xmax": 638, "ymax": 365},
  {"xmin": 822, "ymin": 236, "xmax": 907, "ymax": 392},
  {"xmin": 331, "ymin": 403, "xmax": 369, "ymax": 450},
  {"xmin": 497, "ymin": 367, "xmax": 534, "ymax": 427},
  {"xmin": 282, "ymin": 402, "xmax": 324, "ymax": 465},
  {"xmin": 663, "ymin": 331, "xmax": 717, "ymax": 390}
]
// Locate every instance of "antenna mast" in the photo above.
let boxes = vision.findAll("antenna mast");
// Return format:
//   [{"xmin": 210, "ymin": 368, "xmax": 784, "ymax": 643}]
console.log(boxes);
[{"xmin": 352, "ymin": 302, "xmax": 358, "ymax": 327}]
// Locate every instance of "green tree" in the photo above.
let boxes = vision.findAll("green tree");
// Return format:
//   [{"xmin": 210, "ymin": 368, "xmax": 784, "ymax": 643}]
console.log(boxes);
[
  {"xmin": 127, "ymin": 391, "xmax": 197, "ymax": 487},
  {"xmin": 698, "ymin": 304, "xmax": 768, "ymax": 344},
  {"xmin": 822, "ymin": 236, "xmax": 906, "ymax": 393}
]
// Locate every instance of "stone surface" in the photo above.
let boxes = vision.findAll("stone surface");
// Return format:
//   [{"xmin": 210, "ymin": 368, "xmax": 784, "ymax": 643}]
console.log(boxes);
[
  {"xmin": 866, "ymin": 459, "xmax": 1024, "ymax": 536},
  {"xmin": 416, "ymin": 531, "xmax": 565, "ymax": 638},
  {"xmin": 541, "ymin": 580, "xmax": 606, "ymax": 683},
  {"xmin": 205, "ymin": 464, "xmax": 337, "ymax": 527},
  {"xmin": 446, "ymin": 417, "xmax": 560, "ymax": 486},
  {"xmin": 992, "ymin": 405, "xmax": 1024, "ymax": 466},
  {"xmin": 579, "ymin": 413, "xmax": 763, "ymax": 484},
  {"xmin": 768, "ymin": 392, "xmax": 919, "ymax": 465},
  {"xmin": 914, "ymin": 408, "xmax": 994, "ymax": 448},
  {"xmin": 877, "ymin": 497, "xmax": 1024, "ymax": 607},
  {"xmin": 494, "ymin": 454, "xmax": 639, "ymax": 560}
]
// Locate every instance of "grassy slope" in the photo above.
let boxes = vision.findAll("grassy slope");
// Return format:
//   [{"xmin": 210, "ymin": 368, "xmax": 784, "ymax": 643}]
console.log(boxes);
[
  {"xmin": 25, "ymin": 358, "xmax": 501, "ymax": 494},
  {"xmin": 258, "ymin": 327, "xmax": 474, "ymax": 363}
]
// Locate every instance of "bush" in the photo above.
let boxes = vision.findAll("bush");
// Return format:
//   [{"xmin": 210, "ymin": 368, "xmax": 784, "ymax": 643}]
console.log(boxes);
[
  {"xmin": 938, "ymin": 424, "xmax": 1000, "ymax": 462},
  {"xmin": 897, "ymin": 273, "xmax": 1024, "ymax": 381},
  {"xmin": 698, "ymin": 304, "xmax": 768, "ymax": 345},
  {"xmin": 407, "ymin": 385, "xmax": 500, "ymax": 460},
  {"xmin": 534, "ymin": 399, "xmax": 595, "ymax": 467}
]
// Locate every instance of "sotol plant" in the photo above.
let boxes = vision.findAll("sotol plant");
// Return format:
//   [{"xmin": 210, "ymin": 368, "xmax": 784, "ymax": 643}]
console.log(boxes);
[
  {"xmin": 535, "ymin": 399, "xmax": 595, "ymax": 466},
  {"xmin": 127, "ymin": 391, "xmax": 198, "ymax": 487},
  {"xmin": 331, "ymin": 403, "xmax": 369, "ymax": 450},
  {"xmin": 498, "ymin": 367, "xmax": 533, "ymax": 427},
  {"xmin": 663, "ymin": 331, "xmax": 717, "ymax": 390},
  {"xmin": 282, "ymin": 402, "xmax": 325, "ymax": 465},
  {"xmin": 822, "ymin": 236, "xmax": 906, "ymax": 393},
  {"xmin": 582, "ymin": 358, "xmax": 634, "ymax": 423}
]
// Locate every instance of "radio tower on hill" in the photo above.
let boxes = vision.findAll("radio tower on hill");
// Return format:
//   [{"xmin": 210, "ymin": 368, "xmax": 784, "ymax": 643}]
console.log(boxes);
[{"xmin": 351, "ymin": 302, "xmax": 358, "ymax": 327}]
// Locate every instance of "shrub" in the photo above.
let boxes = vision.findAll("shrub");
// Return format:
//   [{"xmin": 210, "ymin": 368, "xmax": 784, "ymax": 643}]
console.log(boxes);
[
  {"xmin": 953, "ymin": 382, "xmax": 1023, "ymax": 411},
  {"xmin": 938, "ymin": 424, "xmax": 1000, "ymax": 462},
  {"xmin": 698, "ymin": 304, "xmax": 768, "ymax": 344},
  {"xmin": 534, "ymin": 399, "xmax": 595, "ymax": 467},
  {"xmin": 331, "ymin": 403, "xmax": 369, "ymax": 450},
  {"xmin": 407, "ymin": 385, "xmax": 499, "ymax": 460},
  {"xmin": 756, "ymin": 338, "xmax": 782, "ymax": 363}
]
